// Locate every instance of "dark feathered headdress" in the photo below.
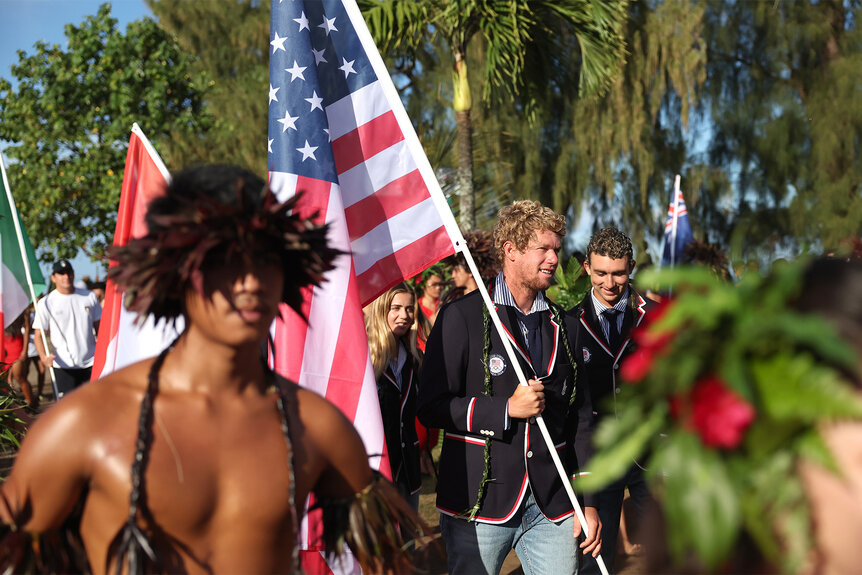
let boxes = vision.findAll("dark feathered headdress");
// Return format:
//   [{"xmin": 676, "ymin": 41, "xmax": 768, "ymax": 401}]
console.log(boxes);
[{"xmin": 109, "ymin": 165, "xmax": 339, "ymax": 325}]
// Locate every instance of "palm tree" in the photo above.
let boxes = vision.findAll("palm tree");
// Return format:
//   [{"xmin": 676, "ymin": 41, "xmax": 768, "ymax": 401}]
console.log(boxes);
[{"xmin": 360, "ymin": 0, "xmax": 628, "ymax": 230}]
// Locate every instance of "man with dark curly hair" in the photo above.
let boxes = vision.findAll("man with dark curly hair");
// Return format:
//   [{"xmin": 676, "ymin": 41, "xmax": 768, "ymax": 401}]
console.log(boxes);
[
  {"xmin": 420, "ymin": 200, "xmax": 601, "ymax": 574},
  {"xmin": 574, "ymin": 226, "xmax": 657, "ymax": 574},
  {"xmin": 0, "ymin": 165, "xmax": 422, "ymax": 574}
]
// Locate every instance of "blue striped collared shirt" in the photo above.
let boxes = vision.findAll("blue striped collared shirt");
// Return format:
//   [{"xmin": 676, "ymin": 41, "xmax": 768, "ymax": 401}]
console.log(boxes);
[
  {"xmin": 493, "ymin": 272, "xmax": 550, "ymax": 313},
  {"xmin": 590, "ymin": 288, "xmax": 629, "ymax": 343}
]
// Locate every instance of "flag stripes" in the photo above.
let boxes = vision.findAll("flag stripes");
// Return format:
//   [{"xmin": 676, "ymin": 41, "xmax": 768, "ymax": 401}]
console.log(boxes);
[
  {"xmin": 331, "ymin": 110, "xmax": 402, "ymax": 172},
  {"xmin": 339, "ymin": 140, "xmax": 418, "ymax": 206},
  {"xmin": 269, "ymin": 173, "xmax": 389, "ymax": 475},
  {"xmin": 343, "ymin": 170, "xmax": 429, "ymax": 240},
  {"xmin": 355, "ymin": 226, "xmax": 457, "ymax": 305}
]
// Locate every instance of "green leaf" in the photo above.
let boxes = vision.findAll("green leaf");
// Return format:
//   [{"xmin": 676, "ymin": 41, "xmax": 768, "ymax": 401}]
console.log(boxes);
[
  {"xmin": 796, "ymin": 428, "xmax": 838, "ymax": 474},
  {"xmin": 752, "ymin": 354, "xmax": 862, "ymax": 422},
  {"xmin": 576, "ymin": 404, "xmax": 664, "ymax": 492},
  {"xmin": 738, "ymin": 449, "xmax": 812, "ymax": 573},
  {"xmin": 651, "ymin": 432, "xmax": 740, "ymax": 569}
]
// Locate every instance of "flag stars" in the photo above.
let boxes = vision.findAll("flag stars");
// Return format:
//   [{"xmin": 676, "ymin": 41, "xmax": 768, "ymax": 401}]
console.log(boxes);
[
  {"xmin": 323, "ymin": 128, "xmax": 331, "ymax": 142},
  {"xmin": 311, "ymin": 47, "xmax": 327, "ymax": 65},
  {"xmin": 267, "ymin": 138, "xmax": 274, "ymax": 153},
  {"xmin": 339, "ymin": 58, "xmax": 357, "ymax": 78},
  {"xmin": 270, "ymin": 31, "xmax": 288, "ymax": 54},
  {"xmin": 318, "ymin": 15, "xmax": 337, "ymax": 36},
  {"xmin": 305, "ymin": 91, "xmax": 324, "ymax": 112},
  {"xmin": 297, "ymin": 140, "xmax": 318, "ymax": 162},
  {"xmin": 285, "ymin": 60, "xmax": 307, "ymax": 82},
  {"xmin": 294, "ymin": 11, "xmax": 310, "ymax": 32},
  {"xmin": 277, "ymin": 110, "xmax": 299, "ymax": 132},
  {"xmin": 268, "ymin": 84, "xmax": 279, "ymax": 105}
]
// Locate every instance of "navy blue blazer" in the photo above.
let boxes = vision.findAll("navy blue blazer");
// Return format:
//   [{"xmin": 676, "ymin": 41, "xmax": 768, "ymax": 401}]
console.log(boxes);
[
  {"xmin": 418, "ymin": 290, "xmax": 595, "ymax": 523},
  {"xmin": 572, "ymin": 289, "xmax": 654, "ymax": 469},
  {"xmin": 377, "ymin": 354, "xmax": 422, "ymax": 496}
]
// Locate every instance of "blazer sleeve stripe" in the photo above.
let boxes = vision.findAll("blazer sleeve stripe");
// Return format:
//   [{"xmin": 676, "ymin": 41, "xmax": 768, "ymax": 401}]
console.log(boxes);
[{"xmin": 466, "ymin": 397, "xmax": 477, "ymax": 432}]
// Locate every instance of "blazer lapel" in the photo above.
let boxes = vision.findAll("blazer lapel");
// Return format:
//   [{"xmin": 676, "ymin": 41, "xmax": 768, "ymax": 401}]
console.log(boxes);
[
  {"xmin": 496, "ymin": 304, "xmax": 535, "ymax": 375},
  {"xmin": 619, "ymin": 292, "xmax": 648, "ymax": 350},
  {"xmin": 399, "ymin": 361, "xmax": 413, "ymax": 411},
  {"xmin": 539, "ymin": 310, "xmax": 561, "ymax": 377},
  {"xmin": 382, "ymin": 364, "xmax": 400, "ymax": 391},
  {"xmin": 579, "ymin": 301, "xmax": 614, "ymax": 357}
]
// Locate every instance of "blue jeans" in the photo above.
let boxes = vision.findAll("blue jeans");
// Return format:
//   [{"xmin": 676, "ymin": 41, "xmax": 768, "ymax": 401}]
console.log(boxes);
[{"xmin": 439, "ymin": 490, "xmax": 579, "ymax": 575}]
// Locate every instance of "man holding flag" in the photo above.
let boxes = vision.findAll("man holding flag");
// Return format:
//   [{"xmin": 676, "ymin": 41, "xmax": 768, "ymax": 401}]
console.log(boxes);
[{"xmin": 419, "ymin": 200, "xmax": 601, "ymax": 575}]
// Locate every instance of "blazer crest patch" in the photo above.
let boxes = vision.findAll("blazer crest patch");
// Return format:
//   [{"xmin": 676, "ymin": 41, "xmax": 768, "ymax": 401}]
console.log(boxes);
[{"xmin": 489, "ymin": 353, "xmax": 507, "ymax": 376}]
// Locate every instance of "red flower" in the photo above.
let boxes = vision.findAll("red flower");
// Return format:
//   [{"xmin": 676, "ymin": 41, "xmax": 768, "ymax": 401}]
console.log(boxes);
[
  {"xmin": 620, "ymin": 299, "xmax": 676, "ymax": 383},
  {"xmin": 620, "ymin": 348, "xmax": 655, "ymax": 382},
  {"xmin": 686, "ymin": 376, "xmax": 755, "ymax": 449}
]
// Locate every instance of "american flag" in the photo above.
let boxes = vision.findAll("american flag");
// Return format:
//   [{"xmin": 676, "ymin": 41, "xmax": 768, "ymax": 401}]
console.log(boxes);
[
  {"xmin": 661, "ymin": 175, "xmax": 694, "ymax": 267},
  {"xmin": 267, "ymin": 0, "xmax": 462, "ymax": 568}
]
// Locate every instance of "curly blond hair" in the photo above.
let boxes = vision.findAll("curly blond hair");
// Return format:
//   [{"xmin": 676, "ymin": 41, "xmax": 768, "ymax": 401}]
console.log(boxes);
[
  {"xmin": 364, "ymin": 283, "xmax": 423, "ymax": 379},
  {"xmin": 492, "ymin": 200, "xmax": 566, "ymax": 264}
]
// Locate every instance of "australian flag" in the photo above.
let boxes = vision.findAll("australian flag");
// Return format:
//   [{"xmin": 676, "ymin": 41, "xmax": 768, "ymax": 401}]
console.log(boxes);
[{"xmin": 661, "ymin": 176, "xmax": 694, "ymax": 267}]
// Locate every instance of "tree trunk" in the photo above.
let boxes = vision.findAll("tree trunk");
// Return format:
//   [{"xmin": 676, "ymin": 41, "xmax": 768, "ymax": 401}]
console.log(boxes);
[
  {"xmin": 456, "ymin": 109, "xmax": 475, "ymax": 231},
  {"xmin": 453, "ymin": 46, "xmax": 475, "ymax": 231}
]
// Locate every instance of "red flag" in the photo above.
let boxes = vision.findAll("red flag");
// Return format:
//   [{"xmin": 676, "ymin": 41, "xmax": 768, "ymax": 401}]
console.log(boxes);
[
  {"xmin": 92, "ymin": 124, "xmax": 179, "ymax": 379},
  {"xmin": 268, "ymin": 0, "xmax": 464, "ymax": 565}
]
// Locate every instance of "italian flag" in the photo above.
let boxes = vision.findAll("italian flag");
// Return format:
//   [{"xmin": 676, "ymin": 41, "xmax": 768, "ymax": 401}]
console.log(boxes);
[{"xmin": 0, "ymin": 154, "xmax": 46, "ymax": 362}]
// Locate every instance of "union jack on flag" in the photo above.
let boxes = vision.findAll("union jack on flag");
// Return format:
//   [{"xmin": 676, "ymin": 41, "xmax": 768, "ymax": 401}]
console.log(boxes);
[
  {"xmin": 267, "ymin": 0, "xmax": 462, "ymax": 570},
  {"xmin": 661, "ymin": 175, "xmax": 694, "ymax": 267}
]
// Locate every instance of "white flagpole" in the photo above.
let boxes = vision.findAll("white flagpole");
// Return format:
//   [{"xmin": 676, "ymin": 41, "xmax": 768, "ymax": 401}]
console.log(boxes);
[
  {"xmin": 0, "ymin": 153, "xmax": 59, "ymax": 398},
  {"xmin": 670, "ymin": 174, "xmax": 681, "ymax": 267},
  {"xmin": 459, "ymin": 247, "xmax": 610, "ymax": 575}
]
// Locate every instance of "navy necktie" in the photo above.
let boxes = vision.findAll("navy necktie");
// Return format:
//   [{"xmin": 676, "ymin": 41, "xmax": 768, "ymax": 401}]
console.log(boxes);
[
  {"xmin": 518, "ymin": 311, "xmax": 543, "ymax": 373},
  {"xmin": 602, "ymin": 308, "xmax": 621, "ymax": 351}
]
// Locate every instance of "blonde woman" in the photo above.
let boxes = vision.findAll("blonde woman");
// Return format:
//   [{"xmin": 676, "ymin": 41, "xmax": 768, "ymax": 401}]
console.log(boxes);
[{"xmin": 366, "ymin": 282, "xmax": 424, "ymax": 510}]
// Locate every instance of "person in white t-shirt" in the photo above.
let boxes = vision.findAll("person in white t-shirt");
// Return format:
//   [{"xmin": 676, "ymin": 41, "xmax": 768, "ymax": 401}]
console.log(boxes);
[{"xmin": 34, "ymin": 259, "xmax": 101, "ymax": 397}]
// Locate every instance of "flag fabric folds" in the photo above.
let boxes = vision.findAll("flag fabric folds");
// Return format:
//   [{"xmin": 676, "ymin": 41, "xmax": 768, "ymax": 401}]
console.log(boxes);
[
  {"xmin": 0, "ymin": 154, "xmax": 46, "ymax": 360},
  {"xmin": 268, "ymin": 0, "xmax": 462, "ymax": 564},
  {"xmin": 661, "ymin": 176, "xmax": 694, "ymax": 267},
  {"xmin": 92, "ymin": 124, "xmax": 180, "ymax": 380}
]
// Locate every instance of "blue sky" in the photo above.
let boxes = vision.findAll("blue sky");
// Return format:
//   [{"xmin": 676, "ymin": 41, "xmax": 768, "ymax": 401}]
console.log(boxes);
[
  {"xmin": 1, "ymin": 0, "xmax": 150, "ymax": 281},
  {"xmin": 1, "ymin": 0, "xmax": 150, "ymax": 83}
]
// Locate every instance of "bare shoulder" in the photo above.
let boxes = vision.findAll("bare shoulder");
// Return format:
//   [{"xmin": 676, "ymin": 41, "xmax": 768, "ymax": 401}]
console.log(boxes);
[
  {"xmin": 42, "ymin": 360, "xmax": 152, "ymax": 425},
  {"xmin": 292, "ymin": 385, "xmax": 364, "ymax": 453},
  {"xmin": 11, "ymin": 360, "xmax": 153, "ymax": 473},
  {"xmin": 1, "ymin": 359, "xmax": 154, "ymax": 530},
  {"xmin": 293, "ymin": 385, "xmax": 349, "ymax": 428}
]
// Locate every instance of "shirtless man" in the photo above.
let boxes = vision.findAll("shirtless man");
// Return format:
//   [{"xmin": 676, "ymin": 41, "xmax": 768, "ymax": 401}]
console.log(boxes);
[{"xmin": 0, "ymin": 165, "xmax": 418, "ymax": 574}]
